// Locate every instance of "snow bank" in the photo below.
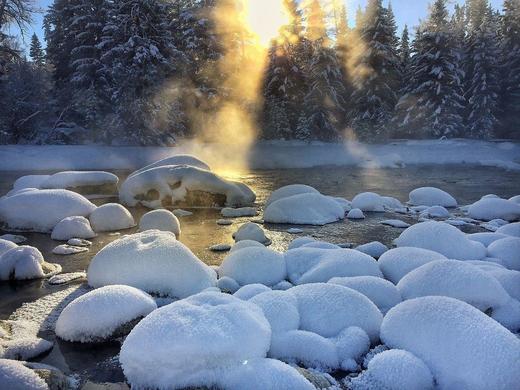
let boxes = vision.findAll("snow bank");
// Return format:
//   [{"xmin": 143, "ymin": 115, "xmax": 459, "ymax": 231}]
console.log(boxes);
[
  {"xmin": 354, "ymin": 241, "xmax": 388, "ymax": 259},
  {"xmin": 233, "ymin": 222, "xmax": 269, "ymax": 244},
  {"xmin": 120, "ymin": 165, "xmax": 255, "ymax": 209},
  {"xmin": 408, "ymin": 187, "xmax": 457, "ymax": 207},
  {"xmin": 351, "ymin": 192, "xmax": 385, "ymax": 212},
  {"xmin": 285, "ymin": 248, "xmax": 383, "ymax": 285},
  {"xmin": 0, "ymin": 359, "xmax": 48, "ymax": 390},
  {"xmin": 487, "ymin": 237, "xmax": 520, "ymax": 271},
  {"xmin": 50, "ymin": 216, "xmax": 96, "ymax": 240},
  {"xmin": 0, "ymin": 246, "xmax": 60, "ymax": 281},
  {"xmin": 266, "ymin": 184, "xmax": 319, "ymax": 206},
  {"xmin": 89, "ymin": 203, "xmax": 135, "ymax": 232},
  {"xmin": 88, "ymin": 230, "xmax": 216, "ymax": 298},
  {"xmin": 39, "ymin": 171, "xmax": 118, "ymax": 191},
  {"xmin": 496, "ymin": 222, "xmax": 520, "ymax": 237},
  {"xmin": 0, "ymin": 189, "xmax": 96, "ymax": 232},
  {"xmin": 381, "ymin": 296, "xmax": 520, "ymax": 390},
  {"xmin": 378, "ymin": 247, "xmax": 448, "ymax": 284},
  {"xmin": 220, "ymin": 247, "xmax": 286, "ymax": 287},
  {"xmin": 139, "ymin": 209, "xmax": 180, "ymax": 237},
  {"xmin": 55, "ymin": 285, "xmax": 156, "ymax": 343},
  {"xmin": 468, "ymin": 198, "xmax": 520, "ymax": 222},
  {"xmin": 395, "ymin": 221, "xmax": 486, "ymax": 260}
]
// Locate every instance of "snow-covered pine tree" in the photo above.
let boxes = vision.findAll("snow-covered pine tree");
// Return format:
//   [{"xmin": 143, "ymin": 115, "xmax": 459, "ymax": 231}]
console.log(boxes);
[
  {"xmin": 393, "ymin": 0, "xmax": 465, "ymax": 138},
  {"xmin": 399, "ymin": 25, "xmax": 410, "ymax": 72},
  {"xmin": 29, "ymin": 33, "xmax": 45, "ymax": 67},
  {"xmin": 349, "ymin": 0, "xmax": 400, "ymax": 141},
  {"xmin": 335, "ymin": 4, "xmax": 353, "ymax": 122}
]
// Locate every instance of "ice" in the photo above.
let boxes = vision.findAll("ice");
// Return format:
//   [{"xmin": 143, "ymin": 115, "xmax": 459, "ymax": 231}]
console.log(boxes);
[
  {"xmin": 50, "ymin": 216, "xmax": 96, "ymax": 240},
  {"xmin": 496, "ymin": 222, "xmax": 520, "ymax": 237},
  {"xmin": 468, "ymin": 198, "xmax": 520, "ymax": 222},
  {"xmin": 128, "ymin": 154, "xmax": 211, "ymax": 177},
  {"xmin": 351, "ymin": 192, "xmax": 385, "ymax": 212},
  {"xmin": 0, "ymin": 189, "xmax": 96, "ymax": 232},
  {"xmin": 0, "ymin": 239, "xmax": 17, "ymax": 256},
  {"xmin": 221, "ymin": 207, "xmax": 257, "ymax": 218},
  {"xmin": 467, "ymin": 232, "xmax": 508, "ymax": 247},
  {"xmin": 347, "ymin": 208, "xmax": 365, "ymax": 219},
  {"xmin": 52, "ymin": 245, "xmax": 89, "ymax": 255},
  {"xmin": 230, "ymin": 239, "xmax": 265, "ymax": 252},
  {"xmin": 55, "ymin": 285, "xmax": 156, "ymax": 343},
  {"xmin": 395, "ymin": 221, "xmax": 486, "ymax": 260},
  {"xmin": 39, "ymin": 171, "xmax": 118, "ymax": 190},
  {"xmin": 265, "ymin": 184, "xmax": 319, "ymax": 206},
  {"xmin": 0, "ymin": 246, "xmax": 61, "ymax": 281},
  {"xmin": 329, "ymin": 276, "xmax": 401, "ymax": 314},
  {"xmin": 139, "ymin": 209, "xmax": 181, "ymax": 237},
  {"xmin": 487, "ymin": 237, "xmax": 520, "ymax": 271},
  {"xmin": 285, "ymin": 247, "xmax": 383, "ymax": 285},
  {"xmin": 408, "ymin": 187, "xmax": 457, "ymax": 207},
  {"xmin": 381, "ymin": 296, "xmax": 520, "ymax": 390},
  {"xmin": 0, "ymin": 234, "xmax": 27, "ymax": 244},
  {"xmin": 380, "ymin": 219, "xmax": 410, "ymax": 228},
  {"xmin": 89, "ymin": 203, "xmax": 135, "ymax": 232},
  {"xmin": 88, "ymin": 230, "xmax": 216, "ymax": 298},
  {"xmin": 350, "ymin": 349, "xmax": 434, "ymax": 390},
  {"xmin": 378, "ymin": 247, "xmax": 448, "ymax": 284},
  {"xmin": 233, "ymin": 222, "xmax": 269, "ymax": 244},
  {"xmin": 233, "ymin": 284, "xmax": 272, "ymax": 300},
  {"xmin": 264, "ymin": 192, "xmax": 345, "ymax": 226},
  {"xmin": 354, "ymin": 241, "xmax": 388, "ymax": 259},
  {"xmin": 119, "ymin": 291, "xmax": 272, "ymax": 390},
  {"xmin": 0, "ymin": 359, "xmax": 48, "ymax": 390},
  {"xmin": 220, "ymin": 247, "xmax": 286, "ymax": 287}
]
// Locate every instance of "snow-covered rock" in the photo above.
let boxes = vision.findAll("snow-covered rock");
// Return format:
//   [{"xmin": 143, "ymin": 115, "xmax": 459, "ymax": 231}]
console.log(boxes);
[
  {"xmin": 380, "ymin": 219, "xmax": 410, "ymax": 228},
  {"xmin": 39, "ymin": 171, "xmax": 118, "ymax": 193},
  {"xmin": 381, "ymin": 196, "xmax": 404, "ymax": 210},
  {"xmin": 285, "ymin": 248, "xmax": 382, "ymax": 285},
  {"xmin": 12, "ymin": 175, "xmax": 50, "ymax": 191},
  {"xmin": 233, "ymin": 284, "xmax": 272, "ymax": 300},
  {"xmin": 467, "ymin": 232, "xmax": 508, "ymax": 247},
  {"xmin": 381, "ymin": 296, "xmax": 520, "ymax": 390},
  {"xmin": 173, "ymin": 209, "xmax": 193, "ymax": 217},
  {"xmin": 354, "ymin": 242, "xmax": 388, "ymax": 259},
  {"xmin": 230, "ymin": 239, "xmax": 265, "ymax": 252},
  {"xmin": 300, "ymin": 241, "xmax": 341, "ymax": 250},
  {"xmin": 288, "ymin": 236, "xmax": 316, "ymax": 250},
  {"xmin": 484, "ymin": 268, "xmax": 520, "ymax": 301},
  {"xmin": 0, "ymin": 239, "xmax": 17, "ymax": 256},
  {"xmin": 0, "ymin": 338, "xmax": 53, "ymax": 361},
  {"xmin": 55, "ymin": 285, "xmax": 156, "ymax": 343},
  {"xmin": 420, "ymin": 205, "xmax": 450, "ymax": 218},
  {"xmin": 395, "ymin": 221, "xmax": 486, "ymax": 260},
  {"xmin": 129, "ymin": 154, "xmax": 211, "ymax": 177},
  {"xmin": 468, "ymin": 198, "xmax": 520, "ymax": 222},
  {"xmin": 120, "ymin": 165, "xmax": 255, "ymax": 209},
  {"xmin": 51, "ymin": 216, "xmax": 96, "ymax": 241},
  {"xmin": 88, "ymin": 230, "xmax": 216, "ymax": 298},
  {"xmin": 232, "ymin": 222, "xmax": 269, "ymax": 244},
  {"xmin": 0, "ymin": 234, "xmax": 27, "ymax": 244},
  {"xmin": 378, "ymin": 247, "xmax": 448, "ymax": 284},
  {"xmin": 347, "ymin": 208, "xmax": 365, "ymax": 219},
  {"xmin": 266, "ymin": 184, "xmax": 319, "ymax": 206},
  {"xmin": 0, "ymin": 189, "xmax": 96, "ymax": 233},
  {"xmin": 220, "ymin": 247, "xmax": 286, "ymax": 287},
  {"xmin": 209, "ymin": 244, "xmax": 231, "ymax": 252},
  {"xmin": 139, "ymin": 209, "xmax": 180, "ymax": 237},
  {"xmin": 217, "ymin": 218, "xmax": 233, "ymax": 225},
  {"xmin": 408, "ymin": 187, "xmax": 457, "ymax": 207},
  {"xmin": 351, "ymin": 192, "xmax": 385, "ymax": 212},
  {"xmin": 89, "ymin": 203, "xmax": 135, "ymax": 232},
  {"xmin": 487, "ymin": 237, "xmax": 520, "ymax": 271},
  {"xmin": 0, "ymin": 246, "xmax": 61, "ymax": 281},
  {"xmin": 0, "ymin": 359, "xmax": 48, "ymax": 390},
  {"xmin": 52, "ymin": 244, "xmax": 88, "ymax": 255},
  {"xmin": 509, "ymin": 195, "xmax": 520, "ymax": 204},
  {"xmin": 496, "ymin": 222, "xmax": 520, "ymax": 237},
  {"xmin": 221, "ymin": 207, "xmax": 257, "ymax": 218}
]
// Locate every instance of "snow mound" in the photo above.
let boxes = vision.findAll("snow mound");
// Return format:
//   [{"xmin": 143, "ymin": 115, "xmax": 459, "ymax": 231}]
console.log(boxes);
[
  {"xmin": 39, "ymin": 171, "xmax": 118, "ymax": 191},
  {"xmin": 355, "ymin": 241, "xmax": 388, "ymax": 259},
  {"xmin": 350, "ymin": 349, "xmax": 434, "ymax": 390},
  {"xmin": 0, "ymin": 359, "xmax": 48, "ymax": 390},
  {"xmin": 484, "ymin": 268, "xmax": 520, "ymax": 301},
  {"xmin": 0, "ymin": 246, "xmax": 61, "ymax": 281},
  {"xmin": 468, "ymin": 198, "xmax": 520, "ymax": 222},
  {"xmin": 467, "ymin": 232, "xmax": 508, "ymax": 247},
  {"xmin": 509, "ymin": 195, "xmax": 520, "ymax": 204},
  {"xmin": 266, "ymin": 184, "xmax": 319, "ymax": 206},
  {"xmin": 0, "ymin": 338, "xmax": 53, "ymax": 361},
  {"xmin": 89, "ymin": 203, "xmax": 135, "ymax": 232},
  {"xmin": 51, "ymin": 216, "xmax": 96, "ymax": 240},
  {"xmin": 329, "ymin": 276, "xmax": 401, "ymax": 314},
  {"xmin": 230, "ymin": 239, "xmax": 265, "ymax": 252},
  {"xmin": 88, "ymin": 230, "xmax": 216, "ymax": 298},
  {"xmin": 129, "ymin": 154, "xmax": 211, "ymax": 177},
  {"xmin": 420, "ymin": 205, "xmax": 450, "ymax": 218},
  {"xmin": 496, "ymin": 222, "xmax": 520, "ymax": 237},
  {"xmin": 351, "ymin": 192, "xmax": 385, "ymax": 212},
  {"xmin": 285, "ymin": 248, "xmax": 383, "ymax": 285},
  {"xmin": 13, "ymin": 175, "xmax": 50, "ymax": 191},
  {"xmin": 120, "ymin": 165, "xmax": 255, "ymax": 209},
  {"xmin": 0, "ymin": 239, "xmax": 17, "ymax": 256},
  {"xmin": 0, "ymin": 234, "xmax": 27, "ymax": 244},
  {"xmin": 234, "ymin": 284, "xmax": 272, "ymax": 300},
  {"xmin": 347, "ymin": 208, "xmax": 365, "ymax": 219},
  {"xmin": 52, "ymin": 244, "xmax": 88, "ymax": 255},
  {"xmin": 220, "ymin": 247, "xmax": 286, "ymax": 287},
  {"xmin": 233, "ymin": 222, "xmax": 269, "ymax": 244},
  {"xmin": 381, "ymin": 196, "xmax": 404, "ymax": 210},
  {"xmin": 288, "ymin": 236, "xmax": 316, "ymax": 250},
  {"xmin": 381, "ymin": 296, "xmax": 520, "ymax": 390},
  {"xmin": 119, "ymin": 291, "xmax": 272, "ymax": 390},
  {"xmin": 487, "ymin": 237, "xmax": 520, "ymax": 271},
  {"xmin": 221, "ymin": 207, "xmax": 257, "ymax": 218},
  {"xmin": 216, "ymin": 276, "xmax": 240, "ymax": 293},
  {"xmin": 395, "ymin": 221, "xmax": 486, "ymax": 260},
  {"xmin": 264, "ymin": 193, "xmax": 345, "ymax": 226},
  {"xmin": 0, "ymin": 189, "xmax": 96, "ymax": 232},
  {"xmin": 378, "ymin": 247, "xmax": 448, "ymax": 284},
  {"xmin": 139, "ymin": 209, "xmax": 180, "ymax": 237},
  {"xmin": 408, "ymin": 187, "xmax": 457, "ymax": 207}
]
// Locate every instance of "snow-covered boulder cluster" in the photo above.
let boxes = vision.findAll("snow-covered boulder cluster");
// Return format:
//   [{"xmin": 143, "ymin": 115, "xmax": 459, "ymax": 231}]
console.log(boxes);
[{"xmin": 0, "ymin": 245, "xmax": 61, "ymax": 281}]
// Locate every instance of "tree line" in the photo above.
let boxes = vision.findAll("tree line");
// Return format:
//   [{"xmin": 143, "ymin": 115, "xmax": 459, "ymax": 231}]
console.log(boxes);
[{"xmin": 0, "ymin": 0, "xmax": 519, "ymax": 145}]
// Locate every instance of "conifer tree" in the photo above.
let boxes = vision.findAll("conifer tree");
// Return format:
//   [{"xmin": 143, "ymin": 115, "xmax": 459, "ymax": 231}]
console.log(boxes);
[{"xmin": 29, "ymin": 33, "xmax": 45, "ymax": 66}]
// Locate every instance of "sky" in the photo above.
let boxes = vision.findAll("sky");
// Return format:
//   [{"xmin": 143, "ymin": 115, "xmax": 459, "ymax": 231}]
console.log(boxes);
[{"xmin": 9, "ymin": 0, "xmax": 505, "ymax": 51}]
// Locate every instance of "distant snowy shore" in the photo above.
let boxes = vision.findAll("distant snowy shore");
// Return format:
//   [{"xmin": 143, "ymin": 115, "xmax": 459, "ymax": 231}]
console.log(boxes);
[{"xmin": 0, "ymin": 139, "xmax": 518, "ymax": 171}]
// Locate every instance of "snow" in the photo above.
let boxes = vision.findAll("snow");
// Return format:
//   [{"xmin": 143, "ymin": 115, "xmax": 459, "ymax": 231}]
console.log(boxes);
[
  {"xmin": 230, "ymin": 239, "xmax": 265, "ymax": 252},
  {"xmin": 265, "ymin": 184, "xmax": 319, "ymax": 206},
  {"xmin": 128, "ymin": 154, "xmax": 211, "ymax": 177},
  {"xmin": 408, "ymin": 187, "xmax": 457, "ymax": 207},
  {"xmin": 0, "ymin": 359, "xmax": 48, "ymax": 390},
  {"xmin": 420, "ymin": 205, "xmax": 450, "ymax": 218},
  {"xmin": 496, "ymin": 222, "xmax": 520, "ymax": 237},
  {"xmin": 50, "ymin": 216, "xmax": 96, "ymax": 240},
  {"xmin": 67, "ymin": 238, "xmax": 91, "ymax": 247},
  {"xmin": 484, "ymin": 268, "xmax": 520, "ymax": 301},
  {"xmin": 0, "ymin": 234, "xmax": 27, "ymax": 244},
  {"xmin": 38, "ymin": 171, "xmax": 118, "ymax": 190},
  {"xmin": 250, "ymin": 290, "xmax": 300, "ymax": 333},
  {"xmin": 301, "ymin": 241, "xmax": 340, "ymax": 250},
  {"xmin": 380, "ymin": 219, "xmax": 410, "ymax": 228},
  {"xmin": 329, "ymin": 276, "xmax": 401, "ymax": 314},
  {"xmin": 233, "ymin": 284, "xmax": 272, "ymax": 300},
  {"xmin": 350, "ymin": 349, "xmax": 434, "ymax": 390},
  {"xmin": 55, "ymin": 285, "xmax": 156, "ymax": 343},
  {"xmin": 221, "ymin": 207, "xmax": 257, "ymax": 218},
  {"xmin": 88, "ymin": 230, "xmax": 216, "ymax": 298},
  {"xmin": 0, "ymin": 246, "xmax": 61, "ymax": 281},
  {"xmin": 264, "ymin": 192, "xmax": 345, "ymax": 226},
  {"xmin": 219, "ymin": 247, "xmax": 286, "ymax": 287},
  {"xmin": 0, "ymin": 189, "xmax": 96, "ymax": 233},
  {"xmin": 12, "ymin": 175, "xmax": 50, "ymax": 190},
  {"xmin": 139, "ymin": 209, "xmax": 180, "ymax": 237},
  {"xmin": 351, "ymin": 192, "xmax": 385, "ymax": 212},
  {"xmin": 52, "ymin": 245, "xmax": 88, "ymax": 255},
  {"xmin": 395, "ymin": 221, "xmax": 486, "ymax": 260},
  {"xmin": 510, "ymin": 195, "xmax": 520, "ymax": 204},
  {"xmin": 378, "ymin": 247, "xmax": 448, "ymax": 284},
  {"xmin": 288, "ymin": 236, "xmax": 316, "ymax": 250},
  {"xmin": 89, "ymin": 203, "xmax": 135, "ymax": 232},
  {"xmin": 467, "ymin": 198, "xmax": 520, "ymax": 222},
  {"xmin": 381, "ymin": 196, "xmax": 404, "ymax": 210},
  {"xmin": 48, "ymin": 272, "xmax": 86, "ymax": 285},
  {"xmin": 487, "ymin": 237, "xmax": 520, "ymax": 271},
  {"xmin": 233, "ymin": 222, "xmax": 269, "ymax": 244},
  {"xmin": 216, "ymin": 277, "xmax": 240, "ymax": 293},
  {"xmin": 0, "ymin": 239, "xmax": 17, "ymax": 256},
  {"xmin": 119, "ymin": 291, "xmax": 272, "ymax": 390},
  {"xmin": 354, "ymin": 241, "xmax": 388, "ymax": 259},
  {"xmin": 467, "ymin": 232, "xmax": 508, "ymax": 247},
  {"xmin": 0, "ymin": 338, "xmax": 53, "ymax": 361},
  {"xmin": 287, "ymin": 228, "xmax": 304, "ymax": 234},
  {"xmin": 285, "ymin": 248, "xmax": 383, "ymax": 285},
  {"xmin": 173, "ymin": 209, "xmax": 193, "ymax": 217},
  {"xmin": 120, "ymin": 165, "xmax": 255, "ymax": 209},
  {"xmin": 380, "ymin": 296, "xmax": 520, "ymax": 390},
  {"xmin": 347, "ymin": 208, "xmax": 365, "ymax": 219}
]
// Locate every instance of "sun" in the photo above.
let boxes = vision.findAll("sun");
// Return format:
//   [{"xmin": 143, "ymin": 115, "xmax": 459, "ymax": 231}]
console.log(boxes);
[{"xmin": 244, "ymin": 0, "xmax": 290, "ymax": 46}]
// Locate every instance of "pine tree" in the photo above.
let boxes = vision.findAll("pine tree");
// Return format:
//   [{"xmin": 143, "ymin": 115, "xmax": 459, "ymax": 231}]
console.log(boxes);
[
  {"xmin": 393, "ymin": 0, "xmax": 465, "ymax": 138},
  {"xmin": 335, "ymin": 4, "xmax": 353, "ymax": 120},
  {"xmin": 399, "ymin": 25, "xmax": 411, "ymax": 71},
  {"xmin": 29, "ymin": 33, "xmax": 45, "ymax": 67}
]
